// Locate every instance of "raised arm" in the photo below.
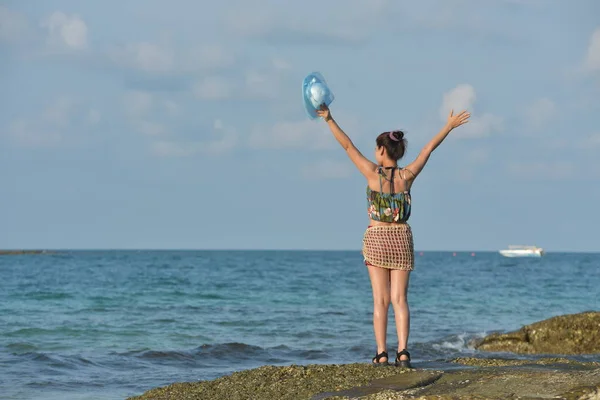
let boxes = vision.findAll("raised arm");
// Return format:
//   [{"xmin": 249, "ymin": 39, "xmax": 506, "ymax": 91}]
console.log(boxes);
[
  {"xmin": 316, "ymin": 104, "xmax": 377, "ymax": 178},
  {"xmin": 405, "ymin": 109, "xmax": 470, "ymax": 179}
]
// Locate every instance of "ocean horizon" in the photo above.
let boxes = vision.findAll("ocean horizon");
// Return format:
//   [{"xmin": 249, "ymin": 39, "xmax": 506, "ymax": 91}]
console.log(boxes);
[{"xmin": 3, "ymin": 248, "xmax": 599, "ymax": 253}]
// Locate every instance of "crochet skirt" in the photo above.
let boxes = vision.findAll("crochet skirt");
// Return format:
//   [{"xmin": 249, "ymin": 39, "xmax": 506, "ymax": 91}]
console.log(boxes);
[{"xmin": 362, "ymin": 224, "xmax": 414, "ymax": 271}]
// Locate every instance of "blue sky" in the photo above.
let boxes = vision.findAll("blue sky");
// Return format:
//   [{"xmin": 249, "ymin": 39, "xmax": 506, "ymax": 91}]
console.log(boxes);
[{"xmin": 1, "ymin": 0, "xmax": 599, "ymax": 251}]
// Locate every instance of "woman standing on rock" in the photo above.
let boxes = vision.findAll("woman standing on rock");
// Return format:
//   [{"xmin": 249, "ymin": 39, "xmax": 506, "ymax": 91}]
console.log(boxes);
[{"xmin": 316, "ymin": 104, "xmax": 470, "ymax": 367}]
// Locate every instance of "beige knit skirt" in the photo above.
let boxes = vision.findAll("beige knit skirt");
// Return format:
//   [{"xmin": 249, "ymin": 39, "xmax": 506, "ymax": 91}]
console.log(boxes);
[{"xmin": 362, "ymin": 224, "xmax": 414, "ymax": 271}]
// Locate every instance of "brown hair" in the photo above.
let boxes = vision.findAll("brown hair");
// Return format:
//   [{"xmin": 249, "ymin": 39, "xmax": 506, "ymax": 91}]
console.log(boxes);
[{"xmin": 376, "ymin": 130, "xmax": 407, "ymax": 161}]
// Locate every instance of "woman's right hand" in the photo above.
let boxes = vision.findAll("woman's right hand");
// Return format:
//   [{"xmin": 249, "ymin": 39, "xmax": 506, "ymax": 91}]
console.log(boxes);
[
  {"xmin": 446, "ymin": 109, "xmax": 470, "ymax": 129},
  {"xmin": 316, "ymin": 103, "xmax": 332, "ymax": 121}
]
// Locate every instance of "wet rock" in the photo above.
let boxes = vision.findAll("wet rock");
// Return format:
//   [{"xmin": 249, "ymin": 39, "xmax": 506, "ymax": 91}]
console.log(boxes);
[
  {"xmin": 358, "ymin": 362, "xmax": 600, "ymax": 400},
  {"xmin": 475, "ymin": 311, "xmax": 600, "ymax": 355},
  {"xmin": 128, "ymin": 359, "xmax": 600, "ymax": 400},
  {"xmin": 126, "ymin": 363, "xmax": 419, "ymax": 400},
  {"xmin": 451, "ymin": 357, "xmax": 600, "ymax": 368}
]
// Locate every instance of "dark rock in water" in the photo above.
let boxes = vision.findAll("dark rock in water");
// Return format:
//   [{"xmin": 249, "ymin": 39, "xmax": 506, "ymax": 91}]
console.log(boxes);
[
  {"xmin": 128, "ymin": 359, "xmax": 600, "ymax": 400},
  {"xmin": 0, "ymin": 250, "xmax": 52, "ymax": 255},
  {"xmin": 475, "ymin": 311, "xmax": 600, "ymax": 355}
]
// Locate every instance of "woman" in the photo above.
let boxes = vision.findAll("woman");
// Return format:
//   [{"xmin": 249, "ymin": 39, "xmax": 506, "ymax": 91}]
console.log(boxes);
[{"xmin": 316, "ymin": 104, "xmax": 470, "ymax": 368}]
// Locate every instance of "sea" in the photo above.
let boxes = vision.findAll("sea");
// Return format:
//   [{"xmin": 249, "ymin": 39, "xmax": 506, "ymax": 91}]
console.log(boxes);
[{"xmin": 1, "ymin": 250, "xmax": 599, "ymax": 400}]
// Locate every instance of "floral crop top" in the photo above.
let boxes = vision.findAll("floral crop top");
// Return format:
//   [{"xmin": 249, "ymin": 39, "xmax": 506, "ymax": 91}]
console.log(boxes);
[{"xmin": 367, "ymin": 166, "xmax": 412, "ymax": 223}]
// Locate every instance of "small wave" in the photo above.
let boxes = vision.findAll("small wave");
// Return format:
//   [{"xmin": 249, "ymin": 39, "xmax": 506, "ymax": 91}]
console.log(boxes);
[
  {"xmin": 194, "ymin": 292, "xmax": 228, "ymax": 300},
  {"xmin": 117, "ymin": 343, "xmax": 265, "ymax": 361},
  {"xmin": 290, "ymin": 349, "xmax": 330, "ymax": 360},
  {"xmin": 16, "ymin": 352, "xmax": 98, "ymax": 369},
  {"xmin": 196, "ymin": 342, "xmax": 264, "ymax": 355},
  {"xmin": 409, "ymin": 332, "xmax": 490, "ymax": 360},
  {"xmin": 6, "ymin": 327, "xmax": 94, "ymax": 339},
  {"xmin": 318, "ymin": 311, "xmax": 347, "ymax": 316},
  {"xmin": 6, "ymin": 342, "xmax": 38, "ymax": 353},
  {"xmin": 115, "ymin": 342, "xmax": 302, "ymax": 366},
  {"xmin": 29, "ymin": 291, "xmax": 74, "ymax": 300},
  {"xmin": 151, "ymin": 318, "xmax": 178, "ymax": 323},
  {"xmin": 5, "ymin": 327, "xmax": 53, "ymax": 337},
  {"xmin": 130, "ymin": 350, "xmax": 195, "ymax": 362}
]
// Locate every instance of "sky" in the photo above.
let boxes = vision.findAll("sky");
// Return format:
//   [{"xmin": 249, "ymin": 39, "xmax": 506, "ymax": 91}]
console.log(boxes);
[{"xmin": 1, "ymin": 0, "xmax": 599, "ymax": 251}]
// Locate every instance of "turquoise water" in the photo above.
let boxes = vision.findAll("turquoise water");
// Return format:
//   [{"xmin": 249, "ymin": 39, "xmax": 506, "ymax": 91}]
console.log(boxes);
[{"xmin": 1, "ymin": 251, "xmax": 599, "ymax": 399}]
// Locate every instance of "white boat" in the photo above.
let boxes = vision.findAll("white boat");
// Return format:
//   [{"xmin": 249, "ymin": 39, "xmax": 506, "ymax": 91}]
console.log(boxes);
[{"xmin": 499, "ymin": 245, "xmax": 544, "ymax": 258}]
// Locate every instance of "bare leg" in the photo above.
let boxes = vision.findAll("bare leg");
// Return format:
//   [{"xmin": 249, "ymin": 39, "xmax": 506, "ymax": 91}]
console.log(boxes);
[
  {"xmin": 367, "ymin": 265, "xmax": 391, "ymax": 363},
  {"xmin": 390, "ymin": 269, "xmax": 411, "ymax": 360}
]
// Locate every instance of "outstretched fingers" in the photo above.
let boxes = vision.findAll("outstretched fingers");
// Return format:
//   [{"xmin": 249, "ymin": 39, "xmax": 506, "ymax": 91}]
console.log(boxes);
[{"xmin": 453, "ymin": 110, "xmax": 470, "ymax": 126}]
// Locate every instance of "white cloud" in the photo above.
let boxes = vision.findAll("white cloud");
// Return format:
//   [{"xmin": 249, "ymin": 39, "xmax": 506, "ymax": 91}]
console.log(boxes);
[
  {"xmin": 151, "ymin": 136, "xmax": 235, "ymax": 158},
  {"xmin": 467, "ymin": 148, "xmax": 489, "ymax": 164},
  {"xmin": 41, "ymin": 12, "xmax": 88, "ymax": 51},
  {"xmin": 184, "ymin": 44, "xmax": 235, "ymax": 71},
  {"xmin": 241, "ymin": 56, "xmax": 293, "ymax": 100},
  {"xmin": 223, "ymin": 0, "xmax": 390, "ymax": 45},
  {"xmin": 225, "ymin": 7, "xmax": 274, "ymax": 37},
  {"xmin": 123, "ymin": 90, "xmax": 154, "ymax": 117},
  {"xmin": 0, "ymin": 6, "xmax": 30, "ymax": 43},
  {"xmin": 439, "ymin": 84, "xmax": 503, "ymax": 138},
  {"xmin": 122, "ymin": 91, "xmax": 179, "ymax": 118},
  {"xmin": 206, "ymin": 118, "xmax": 237, "ymax": 153},
  {"xmin": 524, "ymin": 97, "xmax": 556, "ymax": 131},
  {"xmin": 42, "ymin": 96, "xmax": 74, "ymax": 127},
  {"xmin": 134, "ymin": 120, "xmax": 168, "ymax": 136},
  {"xmin": 580, "ymin": 132, "xmax": 600, "ymax": 148},
  {"xmin": 163, "ymin": 100, "xmax": 180, "ymax": 116},
  {"xmin": 108, "ymin": 42, "xmax": 174, "ymax": 74},
  {"xmin": 245, "ymin": 71, "xmax": 277, "ymax": 99},
  {"xmin": 8, "ymin": 119, "xmax": 62, "ymax": 147},
  {"xmin": 213, "ymin": 119, "xmax": 224, "ymax": 130},
  {"xmin": 87, "ymin": 109, "xmax": 101, "ymax": 125},
  {"xmin": 458, "ymin": 113, "xmax": 503, "ymax": 138},
  {"xmin": 206, "ymin": 133, "xmax": 237, "ymax": 154},
  {"xmin": 301, "ymin": 160, "xmax": 353, "ymax": 180},
  {"xmin": 449, "ymin": 147, "xmax": 490, "ymax": 182},
  {"xmin": 108, "ymin": 40, "xmax": 233, "ymax": 75},
  {"xmin": 249, "ymin": 110, "xmax": 361, "ymax": 151},
  {"xmin": 193, "ymin": 76, "xmax": 233, "ymax": 100},
  {"xmin": 151, "ymin": 119, "xmax": 236, "ymax": 157},
  {"xmin": 440, "ymin": 84, "xmax": 476, "ymax": 120},
  {"xmin": 4, "ymin": 96, "xmax": 77, "ymax": 147},
  {"xmin": 584, "ymin": 27, "xmax": 600, "ymax": 72},
  {"xmin": 121, "ymin": 91, "xmax": 172, "ymax": 136},
  {"xmin": 249, "ymin": 120, "xmax": 336, "ymax": 150},
  {"xmin": 272, "ymin": 58, "xmax": 292, "ymax": 71},
  {"xmin": 152, "ymin": 141, "xmax": 198, "ymax": 158}
]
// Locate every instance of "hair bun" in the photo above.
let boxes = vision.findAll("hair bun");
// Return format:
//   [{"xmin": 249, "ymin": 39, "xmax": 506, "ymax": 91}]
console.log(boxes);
[{"xmin": 390, "ymin": 130, "xmax": 404, "ymax": 141}]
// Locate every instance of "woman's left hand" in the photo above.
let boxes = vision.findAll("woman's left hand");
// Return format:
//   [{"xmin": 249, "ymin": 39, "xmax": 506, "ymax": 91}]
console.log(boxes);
[
  {"xmin": 446, "ymin": 109, "xmax": 470, "ymax": 130},
  {"xmin": 316, "ymin": 104, "xmax": 332, "ymax": 121}
]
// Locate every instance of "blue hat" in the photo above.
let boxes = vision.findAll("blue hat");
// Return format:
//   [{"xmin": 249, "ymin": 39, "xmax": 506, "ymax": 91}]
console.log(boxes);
[{"xmin": 302, "ymin": 72, "xmax": 335, "ymax": 120}]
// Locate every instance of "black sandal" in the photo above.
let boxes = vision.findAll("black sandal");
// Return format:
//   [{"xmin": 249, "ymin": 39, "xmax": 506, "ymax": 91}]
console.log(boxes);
[
  {"xmin": 395, "ymin": 349, "xmax": 412, "ymax": 368},
  {"xmin": 372, "ymin": 351, "xmax": 389, "ymax": 366}
]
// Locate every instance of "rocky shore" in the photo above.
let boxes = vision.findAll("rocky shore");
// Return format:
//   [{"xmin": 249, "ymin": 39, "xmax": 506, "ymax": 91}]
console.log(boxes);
[
  {"xmin": 0, "ymin": 250, "xmax": 52, "ymax": 255},
  {"xmin": 474, "ymin": 311, "xmax": 600, "ymax": 355},
  {"xmin": 128, "ymin": 312, "xmax": 600, "ymax": 400}
]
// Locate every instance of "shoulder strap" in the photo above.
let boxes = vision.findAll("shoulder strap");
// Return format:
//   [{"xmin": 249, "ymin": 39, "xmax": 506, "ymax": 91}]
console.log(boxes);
[
  {"xmin": 400, "ymin": 168, "xmax": 415, "ymax": 192},
  {"xmin": 401, "ymin": 168, "xmax": 416, "ymax": 180}
]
